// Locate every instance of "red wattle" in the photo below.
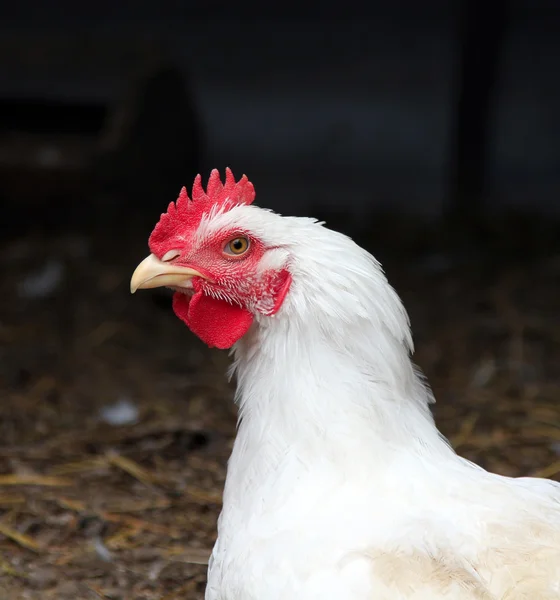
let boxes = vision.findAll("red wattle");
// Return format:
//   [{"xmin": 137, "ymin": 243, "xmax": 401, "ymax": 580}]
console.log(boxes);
[{"xmin": 172, "ymin": 291, "xmax": 254, "ymax": 349}]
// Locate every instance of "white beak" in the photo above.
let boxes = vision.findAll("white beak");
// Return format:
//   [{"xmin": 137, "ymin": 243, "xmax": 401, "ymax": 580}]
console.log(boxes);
[{"xmin": 130, "ymin": 254, "xmax": 206, "ymax": 293}]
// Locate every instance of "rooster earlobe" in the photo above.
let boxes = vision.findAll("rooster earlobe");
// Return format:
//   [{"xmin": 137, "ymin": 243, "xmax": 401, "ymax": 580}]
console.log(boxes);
[{"xmin": 268, "ymin": 269, "xmax": 293, "ymax": 316}]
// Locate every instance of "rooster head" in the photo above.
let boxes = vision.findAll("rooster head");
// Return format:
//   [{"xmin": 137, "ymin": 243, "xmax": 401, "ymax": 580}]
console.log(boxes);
[{"xmin": 130, "ymin": 168, "xmax": 292, "ymax": 349}]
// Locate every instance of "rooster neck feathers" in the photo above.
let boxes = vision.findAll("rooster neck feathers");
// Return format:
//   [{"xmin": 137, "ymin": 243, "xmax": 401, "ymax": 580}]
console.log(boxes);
[
  {"xmin": 133, "ymin": 169, "xmax": 560, "ymax": 600},
  {"xmin": 220, "ymin": 210, "xmax": 447, "ymax": 462}
]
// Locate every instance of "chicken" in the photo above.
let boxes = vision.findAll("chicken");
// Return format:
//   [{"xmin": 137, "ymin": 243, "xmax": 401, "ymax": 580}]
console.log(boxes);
[{"xmin": 131, "ymin": 168, "xmax": 560, "ymax": 599}]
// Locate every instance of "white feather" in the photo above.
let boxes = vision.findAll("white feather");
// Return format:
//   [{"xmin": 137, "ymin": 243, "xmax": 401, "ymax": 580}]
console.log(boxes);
[{"xmin": 201, "ymin": 205, "xmax": 560, "ymax": 599}]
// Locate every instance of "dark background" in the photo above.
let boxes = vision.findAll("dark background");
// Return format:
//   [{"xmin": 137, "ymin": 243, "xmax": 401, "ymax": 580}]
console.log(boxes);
[
  {"xmin": 1, "ymin": 0, "xmax": 559, "ymax": 227},
  {"xmin": 0, "ymin": 3, "xmax": 559, "ymax": 599}
]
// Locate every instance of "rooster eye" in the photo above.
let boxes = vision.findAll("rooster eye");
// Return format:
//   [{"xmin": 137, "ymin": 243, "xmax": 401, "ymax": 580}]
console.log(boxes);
[{"xmin": 224, "ymin": 237, "xmax": 250, "ymax": 256}]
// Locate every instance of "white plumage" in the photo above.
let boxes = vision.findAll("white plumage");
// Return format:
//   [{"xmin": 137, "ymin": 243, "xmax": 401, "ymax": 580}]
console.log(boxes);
[
  {"xmin": 131, "ymin": 174, "xmax": 560, "ymax": 600},
  {"xmin": 202, "ymin": 206, "xmax": 560, "ymax": 599}
]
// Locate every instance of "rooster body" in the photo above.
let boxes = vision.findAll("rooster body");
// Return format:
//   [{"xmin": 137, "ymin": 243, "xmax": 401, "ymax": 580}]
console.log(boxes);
[{"xmin": 132, "ymin": 170, "xmax": 560, "ymax": 599}]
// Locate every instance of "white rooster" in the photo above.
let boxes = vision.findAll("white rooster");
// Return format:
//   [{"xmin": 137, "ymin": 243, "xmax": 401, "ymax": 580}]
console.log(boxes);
[{"xmin": 131, "ymin": 169, "xmax": 560, "ymax": 599}]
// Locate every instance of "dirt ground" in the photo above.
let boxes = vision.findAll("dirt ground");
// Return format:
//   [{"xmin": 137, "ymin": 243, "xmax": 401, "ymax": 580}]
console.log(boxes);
[{"xmin": 0, "ymin": 217, "xmax": 559, "ymax": 599}]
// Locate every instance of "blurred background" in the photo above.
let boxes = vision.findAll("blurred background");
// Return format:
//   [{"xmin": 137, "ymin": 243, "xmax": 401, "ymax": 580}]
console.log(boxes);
[{"xmin": 0, "ymin": 1, "xmax": 559, "ymax": 598}]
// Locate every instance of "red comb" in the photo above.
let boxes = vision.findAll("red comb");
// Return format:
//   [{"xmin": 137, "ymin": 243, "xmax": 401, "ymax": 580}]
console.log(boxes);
[{"xmin": 149, "ymin": 168, "xmax": 255, "ymax": 254}]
